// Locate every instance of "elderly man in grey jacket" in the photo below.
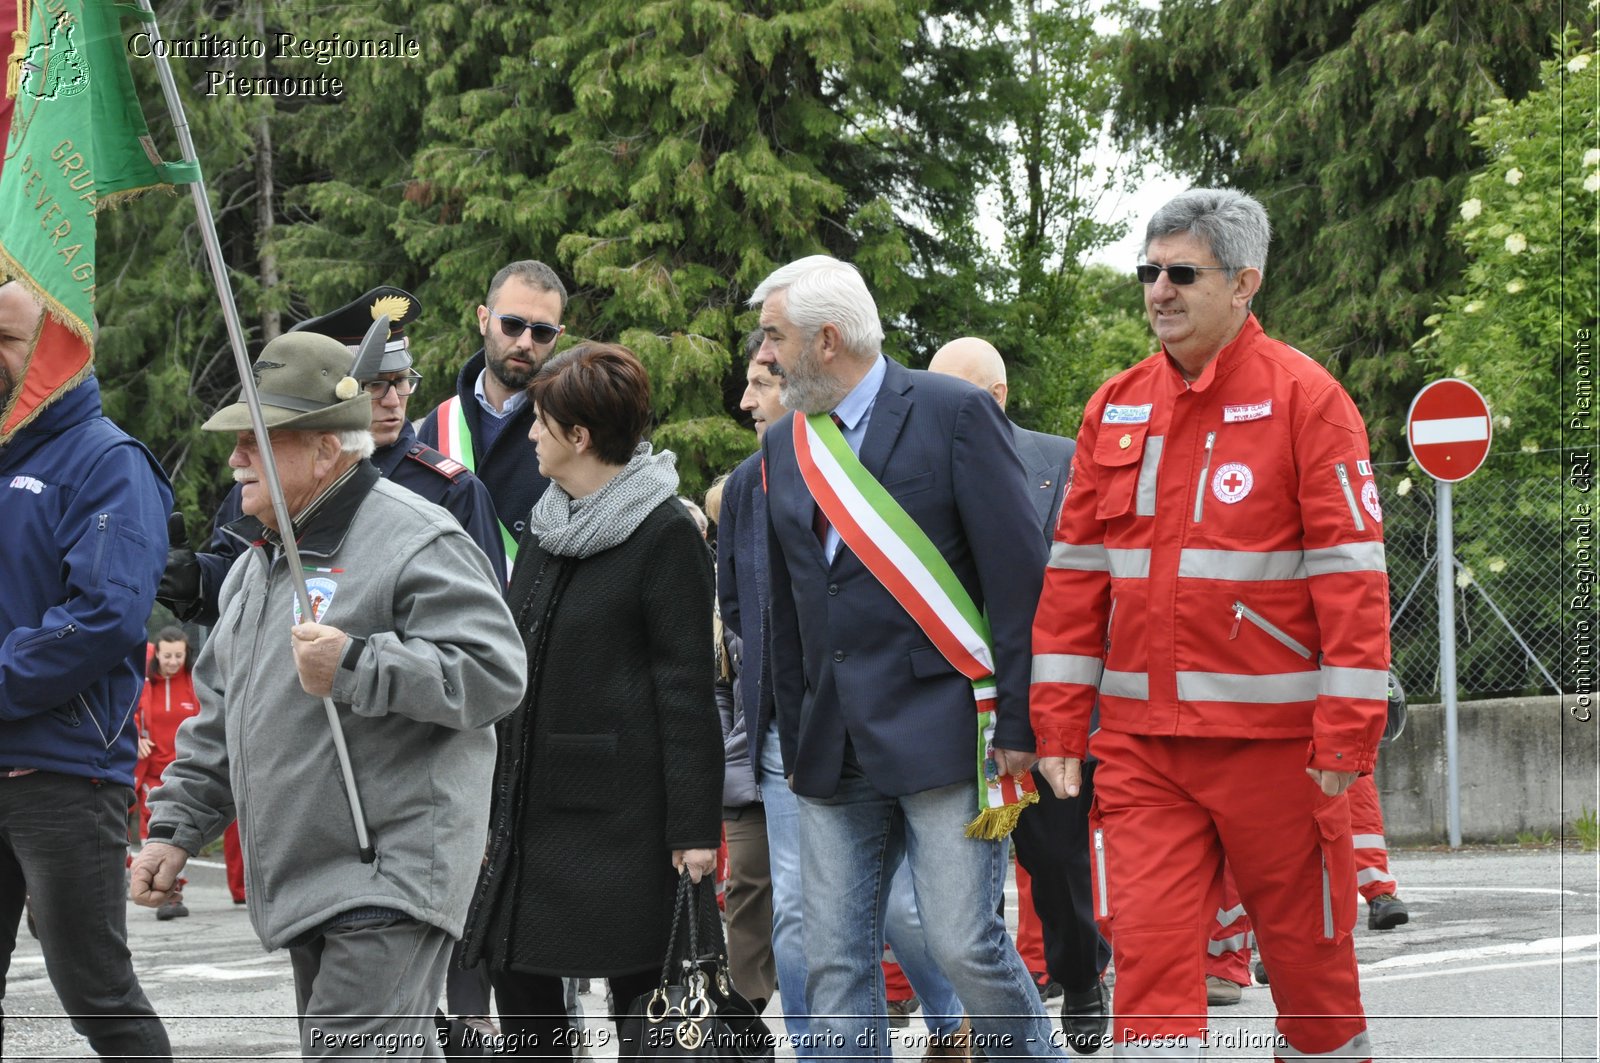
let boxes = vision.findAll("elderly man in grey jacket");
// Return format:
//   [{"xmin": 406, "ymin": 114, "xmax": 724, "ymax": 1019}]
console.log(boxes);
[{"xmin": 130, "ymin": 331, "xmax": 526, "ymax": 1059}]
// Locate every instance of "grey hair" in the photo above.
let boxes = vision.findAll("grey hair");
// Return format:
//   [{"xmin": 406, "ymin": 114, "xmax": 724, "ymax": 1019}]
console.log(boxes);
[
  {"xmin": 748, "ymin": 255, "xmax": 883, "ymax": 361},
  {"xmin": 336, "ymin": 429, "xmax": 376, "ymax": 461},
  {"xmin": 486, "ymin": 260, "xmax": 569, "ymax": 312},
  {"xmin": 743, "ymin": 327, "xmax": 764, "ymax": 359},
  {"xmin": 1144, "ymin": 189, "xmax": 1271, "ymax": 280}
]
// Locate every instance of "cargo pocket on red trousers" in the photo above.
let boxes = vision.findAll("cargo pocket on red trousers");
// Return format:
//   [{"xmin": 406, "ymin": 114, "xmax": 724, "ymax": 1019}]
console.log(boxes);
[{"xmin": 1313, "ymin": 797, "xmax": 1357, "ymax": 943}]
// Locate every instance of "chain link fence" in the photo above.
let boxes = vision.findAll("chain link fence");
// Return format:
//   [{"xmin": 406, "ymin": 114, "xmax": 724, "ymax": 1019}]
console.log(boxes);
[{"xmin": 1378, "ymin": 449, "xmax": 1571, "ymax": 702}]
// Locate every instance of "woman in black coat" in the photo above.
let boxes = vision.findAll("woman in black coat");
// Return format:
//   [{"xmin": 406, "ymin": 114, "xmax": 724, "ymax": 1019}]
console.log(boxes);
[{"xmin": 461, "ymin": 343, "xmax": 723, "ymax": 1058}]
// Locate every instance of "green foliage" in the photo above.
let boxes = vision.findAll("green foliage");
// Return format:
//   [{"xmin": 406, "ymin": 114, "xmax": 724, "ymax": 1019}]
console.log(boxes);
[
  {"xmin": 1414, "ymin": 30, "xmax": 1599, "ymax": 447},
  {"xmin": 1111, "ymin": 0, "xmax": 1569, "ymax": 457},
  {"xmin": 1573, "ymin": 806, "xmax": 1599, "ymax": 851},
  {"xmin": 980, "ymin": 0, "xmax": 1150, "ymax": 435}
]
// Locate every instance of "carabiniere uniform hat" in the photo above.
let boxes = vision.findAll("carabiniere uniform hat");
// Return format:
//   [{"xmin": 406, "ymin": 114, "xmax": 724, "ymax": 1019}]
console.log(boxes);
[
  {"xmin": 289, "ymin": 286, "xmax": 420, "ymax": 375},
  {"xmin": 201, "ymin": 332, "xmax": 373, "ymax": 433}
]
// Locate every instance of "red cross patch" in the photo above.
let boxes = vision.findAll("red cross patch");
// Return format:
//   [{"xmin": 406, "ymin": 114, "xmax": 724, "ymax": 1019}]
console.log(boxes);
[{"xmin": 1211, "ymin": 462, "xmax": 1254, "ymax": 504}]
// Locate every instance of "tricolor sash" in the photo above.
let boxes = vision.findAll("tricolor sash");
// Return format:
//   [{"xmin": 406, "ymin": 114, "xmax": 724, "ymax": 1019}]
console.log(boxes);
[
  {"xmin": 436, "ymin": 396, "xmax": 520, "ymax": 568},
  {"xmin": 793, "ymin": 413, "xmax": 1037, "ymax": 838}
]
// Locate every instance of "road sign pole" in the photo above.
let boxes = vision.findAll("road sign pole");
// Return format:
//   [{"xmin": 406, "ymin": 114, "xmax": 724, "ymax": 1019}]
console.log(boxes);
[{"xmin": 1436, "ymin": 479, "xmax": 1462, "ymax": 848}]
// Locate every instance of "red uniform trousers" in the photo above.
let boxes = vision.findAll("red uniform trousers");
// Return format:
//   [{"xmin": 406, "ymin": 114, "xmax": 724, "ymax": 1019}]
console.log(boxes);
[
  {"xmin": 1204, "ymin": 864, "xmax": 1253, "ymax": 986},
  {"xmin": 1204, "ymin": 774, "xmax": 1399, "ymax": 983},
  {"xmin": 882, "ymin": 952, "xmax": 914, "ymax": 1003},
  {"xmin": 1091, "ymin": 732, "xmax": 1370, "ymax": 1061},
  {"xmin": 223, "ymin": 821, "xmax": 246, "ymax": 903},
  {"xmin": 132, "ymin": 755, "xmax": 173, "ymax": 839},
  {"xmin": 1347, "ymin": 774, "xmax": 1398, "ymax": 900}
]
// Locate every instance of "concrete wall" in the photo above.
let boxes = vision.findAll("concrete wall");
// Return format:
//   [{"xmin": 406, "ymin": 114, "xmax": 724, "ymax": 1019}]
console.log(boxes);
[{"xmin": 1375, "ymin": 695, "xmax": 1599, "ymax": 844}]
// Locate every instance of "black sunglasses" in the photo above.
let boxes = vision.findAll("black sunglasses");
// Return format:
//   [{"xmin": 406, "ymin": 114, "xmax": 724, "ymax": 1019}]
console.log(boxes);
[
  {"xmin": 490, "ymin": 311, "xmax": 564, "ymax": 345},
  {"xmin": 1135, "ymin": 263, "xmax": 1230, "ymax": 285}
]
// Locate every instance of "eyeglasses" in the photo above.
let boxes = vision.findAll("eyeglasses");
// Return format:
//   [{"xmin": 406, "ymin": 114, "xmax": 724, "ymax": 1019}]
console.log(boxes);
[
  {"xmin": 490, "ymin": 311, "xmax": 564, "ymax": 345},
  {"xmin": 1135, "ymin": 263, "xmax": 1230, "ymax": 285},
  {"xmin": 362, "ymin": 371, "xmax": 422, "ymax": 400}
]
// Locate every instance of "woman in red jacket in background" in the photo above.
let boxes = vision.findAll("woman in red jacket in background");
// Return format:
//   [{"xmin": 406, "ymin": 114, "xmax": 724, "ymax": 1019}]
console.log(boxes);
[{"xmin": 135, "ymin": 627, "xmax": 246, "ymax": 916}]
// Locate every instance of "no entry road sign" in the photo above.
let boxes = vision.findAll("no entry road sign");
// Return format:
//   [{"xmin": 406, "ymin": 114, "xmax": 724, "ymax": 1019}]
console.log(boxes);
[{"xmin": 1407, "ymin": 379, "xmax": 1492, "ymax": 482}]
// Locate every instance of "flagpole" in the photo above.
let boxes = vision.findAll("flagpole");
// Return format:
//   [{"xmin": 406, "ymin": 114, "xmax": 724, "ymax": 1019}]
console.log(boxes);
[{"xmin": 134, "ymin": 0, "xmax": 374, "ymax": 863}]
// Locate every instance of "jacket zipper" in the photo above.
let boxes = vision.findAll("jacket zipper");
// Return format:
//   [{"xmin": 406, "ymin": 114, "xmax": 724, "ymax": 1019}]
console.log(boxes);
[
  {"xmin": 1093, "ymin": 828, "xmax": 1109, "ymax": 917},
  {"xmin": 1229, "ymin": 601, "xmax": 1313, "ymax": 659},
  {"xmin": 1335, "ymin": 463, "xmax": 1365, "ymax": 532},
  {"xmin": 1192, "ymin": 431, "xmax": 1216, "ymax": 523}
]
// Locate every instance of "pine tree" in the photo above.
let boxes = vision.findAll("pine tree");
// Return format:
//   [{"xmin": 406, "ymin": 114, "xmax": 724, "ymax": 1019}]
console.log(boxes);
[{"xmin": 1111, "ymin": 0, "xmax": 1568, "ymax": 455}]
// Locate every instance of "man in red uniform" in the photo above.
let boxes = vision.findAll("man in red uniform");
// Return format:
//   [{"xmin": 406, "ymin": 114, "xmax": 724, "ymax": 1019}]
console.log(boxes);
[{"xmin": 1032, "ymin": 188, "xmax": 1388, "ymax": 1061}]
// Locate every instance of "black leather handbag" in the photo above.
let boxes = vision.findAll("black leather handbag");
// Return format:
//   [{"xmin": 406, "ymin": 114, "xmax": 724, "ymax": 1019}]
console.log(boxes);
[{"xmin": 618, "ymin": 871, "xmax": 774, "ymax": 1063}]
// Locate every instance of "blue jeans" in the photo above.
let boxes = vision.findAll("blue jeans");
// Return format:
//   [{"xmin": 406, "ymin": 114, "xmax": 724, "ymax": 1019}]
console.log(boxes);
[
  {"xmin": 0, "ymin": 772, "xmax": 171, "ymax": 1061},
  {"xmin": 885, "ymin": 847, "xmax": 965, "ymax": 1036},
  {"xmin": 759, "ymin": 725, "xmax": 813, "ymax": 1057},
  {"xmin": 797, "ymin": 771, "xmax": 1061, "ymax": 1060}
]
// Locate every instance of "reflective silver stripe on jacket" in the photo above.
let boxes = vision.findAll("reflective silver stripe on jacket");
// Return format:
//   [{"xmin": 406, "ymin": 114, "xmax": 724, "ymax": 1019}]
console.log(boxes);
[
  {"xmin": 1206, "ymin": 931, "xmax": 1251, "ymax": 956},
  {"xmin": 1108, "ymin": 548, "xmax": 1151, "ymax": 579},
  {"xmin": 1136, "ymin": 436, "xmax": 1164, "ymax": 516},
  {"xmin": 1303, "ymin": 541, "xmax": 1387, "ymax": 576},
  {"xmin": 1351, "ymin": 833, "xmax": 1387, "ymax": 850},
  {"xmin": 1179, "ymin": 548, "xmax": 1306, "ymax": 581},
  {"xmin": 1049, "ymin": 541, "xmax": 1109, "ymax": 571},
  {"xmin": 1176, "ymin": 670, "xmax": 1320, "ymax": 704},
  {"xmin": 1357, "ymin": 867, "xmax": 1397, "ymax": 888},
  {"xmin": 1100, "ymin": 670, "xmax": 1149, "ymax": 700},
  {"xmin": 1032, "ymin": 654, "xmax": 1105, "ymax": 687},
  {"xmin": 1048, "ymin": 541, "xmax": 1152, "ymax": 579},
  {"xmin": 1320, "ymin": 666, "xmax": 1390, "ymax": 700},
  {"xmin": 1278, "ymin": 1029, "xmax": 1373, "ymax": 1060},
  {"xmin": 1215, "ymin": 903, "xmax": 1248, "ymax": 925}
]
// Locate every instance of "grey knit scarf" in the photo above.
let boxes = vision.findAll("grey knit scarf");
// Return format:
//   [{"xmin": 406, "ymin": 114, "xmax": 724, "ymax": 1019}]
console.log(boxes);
[{"xmin": 527, "ymin": 442, "xmax": 680, "ymax": 558}]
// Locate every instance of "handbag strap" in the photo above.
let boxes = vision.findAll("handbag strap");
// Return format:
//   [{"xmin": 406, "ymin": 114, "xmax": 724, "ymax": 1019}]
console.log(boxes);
[{"xmin": 657, "ymin": 870, "xmax": 695, "ymax": 988}]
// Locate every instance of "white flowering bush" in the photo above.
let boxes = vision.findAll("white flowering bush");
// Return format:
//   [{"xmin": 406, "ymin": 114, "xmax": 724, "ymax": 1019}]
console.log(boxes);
[{"xmin": 1415, "ymin": 28, "xmax": 1598, "ymax": 438}]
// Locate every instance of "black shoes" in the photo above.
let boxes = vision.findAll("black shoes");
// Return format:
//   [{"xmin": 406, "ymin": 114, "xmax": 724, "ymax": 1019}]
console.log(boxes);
[
  {"xmin": 1032, "ymin": 970, "xmax": 1063, "ymax": 1001},
  {"xmin": 887, "ymin": 995, "xmax": 920, "ymax": 1029},
  {"xmin": 1368, "ymin": 893, "xmax": 1410, "ymax": 930},
  {"xmin": 1060, "ymin": 982, "xmax": 1109, "ymax": 1055},
  {"xmin": 155, "ymin": 899, "xmax": 189, "ymax": 921}
]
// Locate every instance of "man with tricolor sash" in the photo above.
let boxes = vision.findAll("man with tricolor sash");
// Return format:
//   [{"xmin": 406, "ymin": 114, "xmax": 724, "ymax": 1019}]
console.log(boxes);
[
  {"xmin": 417, "ymin": 260, "xmax": 567, "ymax": 569},
  {"xmin": 753, "ymin": 256, "xmax": 1062, "ymax": 1060}
]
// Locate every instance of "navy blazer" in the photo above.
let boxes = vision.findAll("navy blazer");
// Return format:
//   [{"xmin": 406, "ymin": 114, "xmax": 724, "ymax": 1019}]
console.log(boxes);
[
  {"xmin": 763, "ymin": 359, "xmax": 1046, "ymax": 798},
  {"xmin": 1010, "ymin": 423, "xmax": 1075, "ymax": 543},
  {"xmin": 716, "ymin": 450, "xmax": 774, "ymax": 769}
]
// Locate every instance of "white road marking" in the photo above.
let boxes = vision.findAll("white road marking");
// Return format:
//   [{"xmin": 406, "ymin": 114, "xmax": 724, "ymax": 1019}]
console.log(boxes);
[
  {"xmin": 1368, "ymin": 934, "xmax": 1598, "ymax": 970},
  {"xmin": 1360, "ymin": 953, "xmax": 1598, "ymax": 985}
]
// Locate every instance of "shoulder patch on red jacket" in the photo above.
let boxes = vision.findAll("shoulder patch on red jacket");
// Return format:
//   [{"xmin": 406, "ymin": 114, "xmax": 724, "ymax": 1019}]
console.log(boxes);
[{"xmin": 405, "ymin": 444, "xmax": 468, "ymax": 482}]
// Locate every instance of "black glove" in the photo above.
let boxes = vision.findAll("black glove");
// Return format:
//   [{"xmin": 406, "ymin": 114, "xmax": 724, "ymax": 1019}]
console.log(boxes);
[{"xmin": 156, "ymin": 513, "xmax": 203, "ymax": 621}]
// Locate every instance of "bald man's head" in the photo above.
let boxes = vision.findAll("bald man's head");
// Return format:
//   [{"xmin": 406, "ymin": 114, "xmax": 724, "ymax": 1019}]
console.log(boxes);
[{"xmin": 928, "ymin": 336, "xmax": 1007, "ymax": 409}]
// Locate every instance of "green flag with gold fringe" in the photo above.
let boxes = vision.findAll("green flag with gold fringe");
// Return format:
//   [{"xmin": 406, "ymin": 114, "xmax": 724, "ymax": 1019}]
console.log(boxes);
[{"xmin": 0, "ymin": 0, "xmax": 197, "ymax": 442}]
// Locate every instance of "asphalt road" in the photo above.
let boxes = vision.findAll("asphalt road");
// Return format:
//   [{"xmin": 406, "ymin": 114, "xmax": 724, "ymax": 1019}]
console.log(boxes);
[{"xmin": 4, "ymin": 846, "xmax": 1596, "ymax": 1061}]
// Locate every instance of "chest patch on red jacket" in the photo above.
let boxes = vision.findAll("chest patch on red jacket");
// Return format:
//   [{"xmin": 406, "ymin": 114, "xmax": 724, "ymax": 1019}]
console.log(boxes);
[
  {"xmin": 1211, "ymin": 462, "xmax": 1254, "ymax": 504},
  {"xmin": 1222, "ymin": 400, "xmax": 1272, "ymax": 423}
]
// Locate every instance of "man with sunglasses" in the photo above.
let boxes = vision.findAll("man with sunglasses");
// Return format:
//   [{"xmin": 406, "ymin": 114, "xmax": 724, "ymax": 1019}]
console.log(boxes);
[
  {"xmin": 417, "ymin": 260, "xmax": 568, "ymax": 569},
  {"xmin": 157, "ymin": 287, "xmax": 506, "ymax": 626},
  {"xmin": 1031, "ymin": 189, "xmax": 1387, "ymax": 1061}
]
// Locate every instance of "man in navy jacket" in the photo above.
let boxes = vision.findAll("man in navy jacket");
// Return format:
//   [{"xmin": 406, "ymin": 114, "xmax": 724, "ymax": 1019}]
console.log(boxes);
[
  {"xmin": 754, "ymin": 257, "xmax": 1062, "ymax": 1060},
  {"xmin": 0, "ymin": 281, "xmax": 173, "ymax": 1059},
  {"xmin": 417, "ymin": 260, "xmax": 567, "ymax": 559}
]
